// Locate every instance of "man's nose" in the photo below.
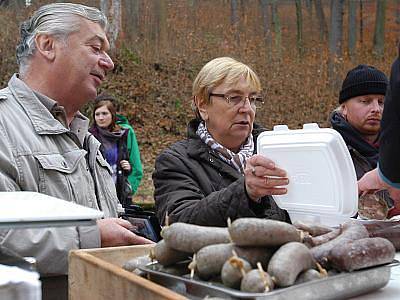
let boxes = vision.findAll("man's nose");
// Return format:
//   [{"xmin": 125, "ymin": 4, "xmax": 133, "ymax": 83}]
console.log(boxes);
[
  {"xmin": 371, "ymin": 99, "xmax": 382, "ymax": 111},
  {"xmin": 99, "ymin": 52, "xmax": 114, "ymax": 71}
]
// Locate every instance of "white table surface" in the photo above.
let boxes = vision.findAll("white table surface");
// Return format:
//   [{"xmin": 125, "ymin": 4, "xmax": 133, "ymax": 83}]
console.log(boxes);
[{"xmin": 350, "ymin": 253, "xmax": 400, "ymax": 300}]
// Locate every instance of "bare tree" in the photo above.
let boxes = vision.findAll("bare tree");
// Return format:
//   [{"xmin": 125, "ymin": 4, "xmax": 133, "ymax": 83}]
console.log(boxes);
[
  {"xmin": 348, "ymin": 0, "xmax": 357, "ymax": 60},
  {"xmin": 314, "ymin": 0, "xmax": 328, "ymax": 41},
  {"xmin": 231, "ymin": 0, "xmax": 240, "ymax": 47},
  {"xmin": 259, "ymin": 0, "xmax": 272, "ymax": 59},
  {"xmin": 153, "ymin": 0, "xmax": 167, "ymax": 61},
  {"xmin": 270, "ymin": 0, "xmax": 281, "ymax": 55},
  {"xmin": 100, "ymin": 0, "xmax": 122, "ymax": 54},
  {"xmin": 328, "ymin": 0, "xmax": 344, "ymax": 90},
  {"xmin": 373, "ymin": 0, "xmax": 386, "ymax": 59},
  {"xmin": 295, "ymin": 0, "xmax": 303, "ymax": 58},
  {"xmin": 123, "ymin": 0, "xmax": 140, "ymax": 42},
  {"xmin": 359, "ymin": 0, "xmax": 363, "ymax": 45},
  {"xmin": 397, "ymin": 0, "xmax": 400, "ymax": 24}
]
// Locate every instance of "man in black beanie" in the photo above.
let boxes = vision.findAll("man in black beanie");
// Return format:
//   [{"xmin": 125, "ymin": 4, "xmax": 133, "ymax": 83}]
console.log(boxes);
[{"xmin": 329, "ymin": 64, "xmax": 394, "ymax": 218}]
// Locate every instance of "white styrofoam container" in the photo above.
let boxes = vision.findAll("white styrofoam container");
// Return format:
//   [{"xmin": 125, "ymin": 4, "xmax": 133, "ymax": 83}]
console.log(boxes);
[{"xmin": 257, "ymin": 123, "xmax": 358, "ymax": 227}]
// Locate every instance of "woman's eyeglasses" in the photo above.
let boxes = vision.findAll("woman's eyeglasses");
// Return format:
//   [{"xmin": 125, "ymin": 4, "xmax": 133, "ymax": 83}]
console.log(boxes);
[{"xmin": 209, "ymin": 93, "xmax": 264, "ymax": 109}]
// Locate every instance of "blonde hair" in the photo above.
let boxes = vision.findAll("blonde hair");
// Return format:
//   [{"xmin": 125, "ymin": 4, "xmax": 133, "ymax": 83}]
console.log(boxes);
[{"xmin": 192, "ymin": 57, "xmax": 261, "ymax": 118}]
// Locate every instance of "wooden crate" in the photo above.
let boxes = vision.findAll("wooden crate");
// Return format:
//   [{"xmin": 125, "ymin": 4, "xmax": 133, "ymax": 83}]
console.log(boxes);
[{"xmin": 69, "ymin": 245, "xmax": 187, "ymax": 300}]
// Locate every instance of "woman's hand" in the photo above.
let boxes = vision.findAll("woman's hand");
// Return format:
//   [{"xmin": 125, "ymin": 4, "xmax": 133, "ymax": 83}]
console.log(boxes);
[
  {"xmin": 245, "ymin": 154, "xmax": 289, "ymax": 202},
  {"xmin": 120, "ymin": 160, "xmax": 131, "ymax": 172}
]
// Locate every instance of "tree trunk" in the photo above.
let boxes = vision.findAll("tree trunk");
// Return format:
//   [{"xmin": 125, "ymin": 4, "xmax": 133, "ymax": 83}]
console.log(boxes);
[
  {"xmin": 314, "ymin": 0, "xmax": 328, "ymax": 41},
  {"xmin": 153, "ymin": 0, "xmax": 167, "ymax": 61},
  {"xmin": 396, "ymin": 0, "xmax": 400, "ymax": 24},
  {"xmin": 123, "ymin": 0, "xmax": 140, "ymax": 42},
  {"xmin": 348, "ymin": 0, "xmax": 357, "ymax": 60},
  {"xmin": 373, "ymin": 0, "xmax": 386, "ymax": 59},
  {"xmin": 100, "ymin": 0, "xmax": 122, "ymax": 54},
  {"xmin": 328, "ymin": 0, "xmax": 344, "ymax": 91},
  {"xmin": 270, "ymin": 0, "xmax": 281, "ymax": 56},
  {"xmin": 359, "ymin": 0, "xmax": 363, "ymax": 45},
  {"xmin": 260, "ymin": 0, "xmax": 272, "ymax": 60},
  {"xmin": 295, "ymin": 0, "xmax": 303, "ymax": 58},
  {"xmin": 231, "ymin": 0, "xmax": 240, "ymax": 47}
]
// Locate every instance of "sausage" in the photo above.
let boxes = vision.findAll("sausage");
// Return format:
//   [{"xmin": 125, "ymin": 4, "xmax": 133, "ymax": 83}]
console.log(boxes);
[
  {"xmin": 361, "ymin": 220, "xmax": 400, "ymax": 250},
  {"xmin": 195, "ymin": 243, "xmax": 235, "ymax": 279},
  {"xmin": 328, "ymin": 237, "xmax": 395, "ymax": 272},
  {"xmin": 303, "ymin": 227, "xmax": 342, "ymax": 248},
  {"xmin": 293, "ymin": 221, "xmax": 333, "ymax": 237},
  {"xmin": 161, "ymin": 223, "xmax": 230, "ymax": 253},
  {"xmin": 123, "ymin": 255, "xmax": 152, "ymax": 272},
  {"xmin": 195, "ymin": 243, "xmax": 275, "ymax": 279},
  {"xmin": 294, "ymin": 269, "xmax": 325, "ymax": 284},
  {"xmin": 229, "ymin": 218, "xmax": 302, "ymax": 247},
  {"xmin": 310, "ymin": 220, "xmax": 369, "ymax": 267},
  {"xmin": 267, "ymin": 242, "xmax": 315, "ymax": 287},
  {"xmin": 221, "ymin": 256, "xmax": 252, "ymax": 289},
  {"xmin": 150, "ymin": 240, "xmax": 190, "ymax": 266},
  {"xmin": 240, "ymin": 268, "xmax": 275, "ymax": 293},
  {"xmin": 234, "ymin": 245, "xmax": 276, "ymax": 269}
]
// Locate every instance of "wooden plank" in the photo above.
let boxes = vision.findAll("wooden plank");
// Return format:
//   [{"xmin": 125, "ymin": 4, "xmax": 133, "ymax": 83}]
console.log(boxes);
[{"xmin": 69, "ymin": 245, "xmax": 187, "ymax": 300}]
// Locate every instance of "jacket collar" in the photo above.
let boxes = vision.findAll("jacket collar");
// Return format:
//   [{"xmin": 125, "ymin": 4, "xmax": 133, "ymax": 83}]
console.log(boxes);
[
  {"xmin": 330, "ymin": 110, "xmax": 379, "ymax": 168},
  {"xmin": 8, "ymin": 74, "xmax": 89, "ymax": 139},
  {"xmin": 186, "ymin": 118, "xmax": 263, "ymax": 180}
]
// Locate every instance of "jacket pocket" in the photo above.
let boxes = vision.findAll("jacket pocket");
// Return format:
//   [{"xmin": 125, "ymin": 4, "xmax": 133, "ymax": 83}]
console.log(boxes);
[
  {"xmin": 34, "ymin": 151, "xmax": 86, "ymax": 198},
  {"xmin": 95, "ymin": 152, "xmax": 113, "ymax": 175}
]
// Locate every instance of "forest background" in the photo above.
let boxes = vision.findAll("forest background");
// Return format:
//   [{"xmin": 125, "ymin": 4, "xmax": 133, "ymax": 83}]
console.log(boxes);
[{"xmin": 1, "ymin": 0, "xmax": 399, "ymax": 208}]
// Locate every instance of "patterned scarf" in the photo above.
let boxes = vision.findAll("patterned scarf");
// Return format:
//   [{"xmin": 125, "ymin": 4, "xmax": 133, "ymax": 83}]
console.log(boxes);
[{"xmin": 196, "ymin": 121, "xmax": 254, "ymax": 174}]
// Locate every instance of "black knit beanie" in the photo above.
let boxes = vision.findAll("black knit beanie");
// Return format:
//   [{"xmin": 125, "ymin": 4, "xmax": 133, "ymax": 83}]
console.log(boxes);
[{"xmin": 339, "ymin": 64, "xmax": 388, "ymax": 104}]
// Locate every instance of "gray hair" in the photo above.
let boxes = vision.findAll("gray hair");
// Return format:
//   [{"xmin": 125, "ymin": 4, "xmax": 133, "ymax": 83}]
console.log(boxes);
[{"xmin": 16, "ymin": 3, "xmax": 107, "ymax": 74}]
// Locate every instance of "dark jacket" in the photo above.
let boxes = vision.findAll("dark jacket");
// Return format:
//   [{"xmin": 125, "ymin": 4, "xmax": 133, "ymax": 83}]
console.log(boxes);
[
  {"xmin": 153, "ymin": 119, "xmax": 290, "ymax": 227},
  {"xmin": 379, "ymin": 57, "xmax": 400, "ymax": 187},
  {"xmin": 330, "ymin": 111, "xmax": 379, "ymax": 180},
  {"xmin": 89, "ymin": 125, "xmax": 132, "ymax": 206},
  {"xmin": 330, "ymin": 111, "xmax": 393, "ymax": 208}
]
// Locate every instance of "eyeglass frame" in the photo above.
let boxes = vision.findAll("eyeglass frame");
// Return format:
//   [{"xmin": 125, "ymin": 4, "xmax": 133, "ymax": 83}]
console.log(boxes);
[{"xmin": 209, "ymin": 93, "xmax": 264, "ymax": 109}]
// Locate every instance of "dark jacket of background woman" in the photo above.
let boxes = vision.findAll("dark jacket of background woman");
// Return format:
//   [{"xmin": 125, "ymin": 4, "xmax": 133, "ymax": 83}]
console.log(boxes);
[
  {"xmin": 89, "ymin": 125, "xmax": 132, "ymax": 205},
  {"xmin": 153, "ymin": 118, "xmax": 290, "ymax": 227}
]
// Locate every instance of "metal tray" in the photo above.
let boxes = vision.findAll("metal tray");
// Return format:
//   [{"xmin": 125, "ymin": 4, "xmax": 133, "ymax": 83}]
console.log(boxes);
[{"xmin": 139, "ymin": 261, "xmax": 399, "ymax": 300}]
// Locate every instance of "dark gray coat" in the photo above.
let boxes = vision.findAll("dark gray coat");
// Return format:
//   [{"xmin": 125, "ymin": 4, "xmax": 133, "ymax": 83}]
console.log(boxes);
[{"xmin": 153, "ymin": 119, "xmax": 290, "ymax": 227}]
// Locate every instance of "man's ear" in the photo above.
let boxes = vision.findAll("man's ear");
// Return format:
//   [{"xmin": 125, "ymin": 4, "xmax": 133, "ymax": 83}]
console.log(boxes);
[
  {"xmin": 341, "ymin": 103, "xmax": 348, "ymax": 119},
  {"xmin": 34, "ymin": 34, "xmax": 56, "ymax": 61},
  {"xmin": 194, "ymin": 95, "xmax": 209, "ymax": 121}
]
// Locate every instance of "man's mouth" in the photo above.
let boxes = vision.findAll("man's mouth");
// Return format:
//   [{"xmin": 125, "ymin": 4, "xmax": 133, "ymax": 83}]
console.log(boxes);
[{"xmin": 90, "ymin": 72, "xmax": 105, "ymax": 81}]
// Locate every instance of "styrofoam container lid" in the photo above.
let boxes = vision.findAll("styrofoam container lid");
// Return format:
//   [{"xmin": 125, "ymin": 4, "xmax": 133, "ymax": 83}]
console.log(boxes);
[{"xmin": 257, "ymin": 123, "xmax": 358, "ymax": 227}]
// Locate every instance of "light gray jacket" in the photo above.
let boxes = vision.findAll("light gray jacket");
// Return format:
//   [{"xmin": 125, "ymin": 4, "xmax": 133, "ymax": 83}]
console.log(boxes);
[{"xmin": 0, "ymin": 75, "xmax": 119, "ymax": 275}]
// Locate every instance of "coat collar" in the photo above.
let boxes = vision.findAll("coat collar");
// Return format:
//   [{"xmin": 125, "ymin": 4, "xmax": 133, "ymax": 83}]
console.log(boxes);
[
  {"xmin": 8, "ymin": 74, "xmax": 89, "ymax": 140},
  {"xmin": 186, "ymin": 118, "xmax": 263, "ymax": 180}
]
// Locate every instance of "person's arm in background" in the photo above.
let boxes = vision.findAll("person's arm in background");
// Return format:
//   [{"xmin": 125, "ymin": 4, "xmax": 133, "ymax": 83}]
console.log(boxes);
[
  {"xmin": 117, "ymin": 114, "xmax": 143, "ymax": 195},
  {"xmin": 358, "ymin": 57, "xmax": 400, "ymax": 202}
]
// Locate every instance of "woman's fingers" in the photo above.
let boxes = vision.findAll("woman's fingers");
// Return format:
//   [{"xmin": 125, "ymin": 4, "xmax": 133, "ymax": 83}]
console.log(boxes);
[{"xmin": 245, "ymin": 154, "xmax": 290, "ymax": 201}]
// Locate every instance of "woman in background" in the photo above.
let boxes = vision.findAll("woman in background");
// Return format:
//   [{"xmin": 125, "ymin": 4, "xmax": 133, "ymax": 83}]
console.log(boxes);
[{"xmin": 90, "ymin": 95, "xmax": 143, "ymax": 205}]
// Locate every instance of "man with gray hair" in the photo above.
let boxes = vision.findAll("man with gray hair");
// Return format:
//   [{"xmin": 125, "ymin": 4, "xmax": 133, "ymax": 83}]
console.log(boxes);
[{"xmin": 0, "ymin": 3, "xmax": 152, "ymax": 299}]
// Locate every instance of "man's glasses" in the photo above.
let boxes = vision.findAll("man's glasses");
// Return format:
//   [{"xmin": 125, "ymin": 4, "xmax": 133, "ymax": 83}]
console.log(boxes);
[{"xmin": 209, "ymin": 93, "xmax": 264, "ymax": 109}]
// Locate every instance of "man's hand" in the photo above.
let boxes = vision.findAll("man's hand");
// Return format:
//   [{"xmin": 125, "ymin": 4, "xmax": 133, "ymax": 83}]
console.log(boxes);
[
  {"xmin": 245, "ymin": 154, "xmax": 289, "ymax": 202},
  {"xmin": 358, "ymin": 168, "xmax": 385, "ymax": 195},
  {"xmin": 358, "ymin": 168, "xmax": 400, "ymax": 203},
  {"xmin": 97, "ymin": 218, "xmax": 154, "ymax": 247}
]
